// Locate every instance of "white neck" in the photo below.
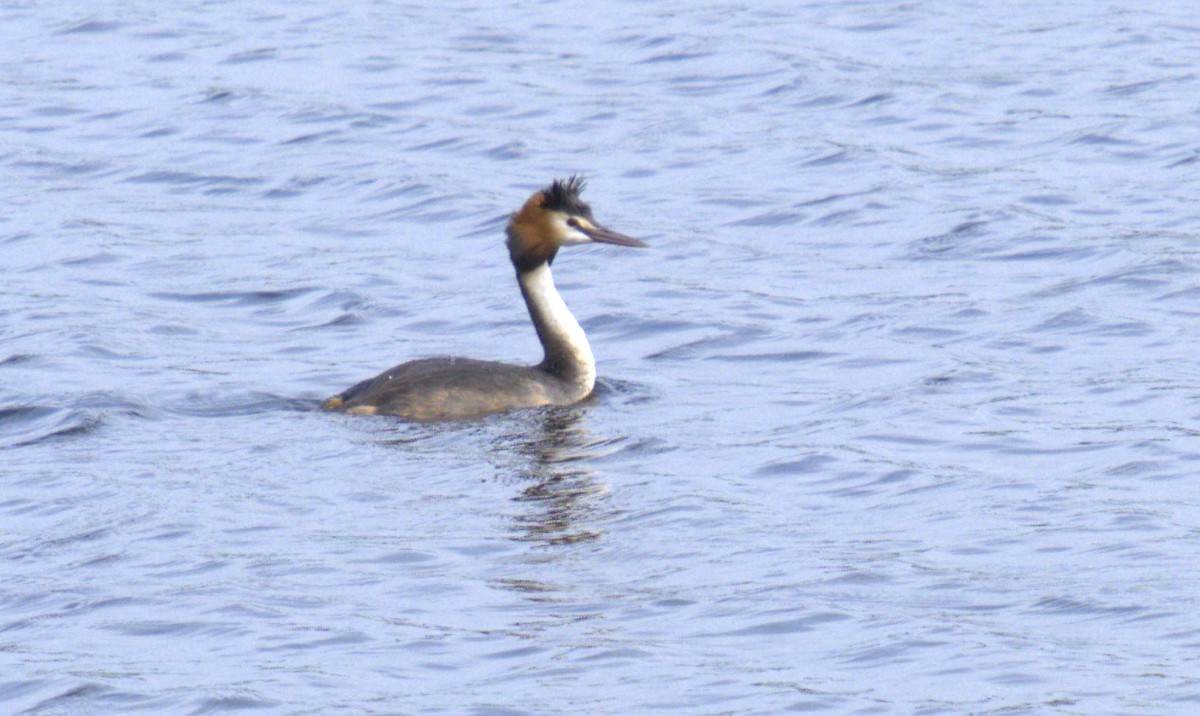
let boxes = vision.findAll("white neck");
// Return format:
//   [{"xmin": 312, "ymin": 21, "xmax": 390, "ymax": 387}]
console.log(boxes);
[{"xmin": 517, "ymin": 262, "xmax": 596, "ymax": 392}]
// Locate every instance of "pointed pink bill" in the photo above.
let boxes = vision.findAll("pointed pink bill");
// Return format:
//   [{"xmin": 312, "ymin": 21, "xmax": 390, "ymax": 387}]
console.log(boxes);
[{"xmin": 582, "ymin": 223, "xmax": 648, "ymax": 247}]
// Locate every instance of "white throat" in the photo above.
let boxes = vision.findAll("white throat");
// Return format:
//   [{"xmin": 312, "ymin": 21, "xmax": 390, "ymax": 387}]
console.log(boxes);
[{"xmin": 518, "ymin": 262, "xmax": 596, "ymax": 392}]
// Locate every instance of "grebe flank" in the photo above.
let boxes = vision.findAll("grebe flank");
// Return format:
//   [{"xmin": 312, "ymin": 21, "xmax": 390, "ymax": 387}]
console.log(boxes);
[{"xmin": 321, "ymin": 176, "xmax": 646, "ymax": 421}]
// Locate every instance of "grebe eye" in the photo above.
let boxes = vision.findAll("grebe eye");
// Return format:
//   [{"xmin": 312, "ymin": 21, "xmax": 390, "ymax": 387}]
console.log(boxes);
[{"xmin": 566, "ymin": 217, "xmax": 580, "ymax": 228}]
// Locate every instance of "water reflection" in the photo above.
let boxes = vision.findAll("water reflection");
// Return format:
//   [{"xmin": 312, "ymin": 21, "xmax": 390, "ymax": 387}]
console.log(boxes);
[
  {"xmin": 371, "ymin": 402, "xmax": 614, "ymax": 546},
  {"xmin": 490, "ymin": 406, "xmax": 613, "ymax": 546}
]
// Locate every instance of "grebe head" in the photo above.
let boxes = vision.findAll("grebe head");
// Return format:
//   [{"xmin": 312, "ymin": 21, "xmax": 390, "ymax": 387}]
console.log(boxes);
[{"xmin": 507, "ymin": 176, "xmax": 646, "ymax": 272}]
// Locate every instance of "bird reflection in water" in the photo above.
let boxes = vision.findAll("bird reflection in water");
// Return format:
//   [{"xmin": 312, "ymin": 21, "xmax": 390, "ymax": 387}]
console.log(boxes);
[
  {"xmin": 491, "ymin": 404, "xmax": 613, "ymax": 546},
  {"xmin": 372, "ymin": 400, "xmax": 616, "ymax": 547}
]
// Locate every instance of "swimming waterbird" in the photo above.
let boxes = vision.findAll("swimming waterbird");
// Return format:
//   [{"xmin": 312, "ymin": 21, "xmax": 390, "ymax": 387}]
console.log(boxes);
[{"xmin": 321, "ymin": 176, "xmax": 646, "ymax": 421}]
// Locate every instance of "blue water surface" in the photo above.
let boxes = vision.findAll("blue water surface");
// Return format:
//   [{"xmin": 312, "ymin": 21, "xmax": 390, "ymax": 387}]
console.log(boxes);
[{"xmin": 3, "ymin": 1, "xmax": 1200, "ymax": 713}]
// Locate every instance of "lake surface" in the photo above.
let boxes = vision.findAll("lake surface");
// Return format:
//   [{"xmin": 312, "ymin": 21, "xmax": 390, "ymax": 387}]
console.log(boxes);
[{"xmin": 4, "ymin": 1, "xmax": 1200, "ymax": 713}]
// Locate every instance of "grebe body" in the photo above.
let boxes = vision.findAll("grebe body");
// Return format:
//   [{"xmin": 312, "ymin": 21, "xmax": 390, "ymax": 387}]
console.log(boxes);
[{"xmin": 321, "ymin": 177, "xmax": 645, "ymax": 421}]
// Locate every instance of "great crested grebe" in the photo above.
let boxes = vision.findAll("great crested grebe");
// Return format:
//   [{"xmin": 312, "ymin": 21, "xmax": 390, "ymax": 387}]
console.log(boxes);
[{"xmin": 321, "ymin": 176, "xmax": 646, "ymax": 421}]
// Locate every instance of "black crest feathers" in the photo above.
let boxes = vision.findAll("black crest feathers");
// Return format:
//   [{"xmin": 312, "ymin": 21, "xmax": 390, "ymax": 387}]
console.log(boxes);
[{"xmin": 541, "ymin": 175, "xmax": 592, "ymax": 218}]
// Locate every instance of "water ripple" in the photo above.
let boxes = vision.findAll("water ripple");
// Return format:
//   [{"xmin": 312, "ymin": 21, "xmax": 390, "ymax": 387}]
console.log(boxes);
[{"xmin": 0, "ymin": 406, "xmax": 102, "ymax": 449}]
